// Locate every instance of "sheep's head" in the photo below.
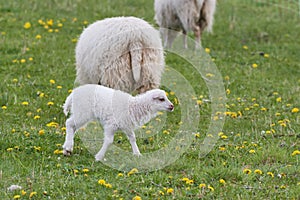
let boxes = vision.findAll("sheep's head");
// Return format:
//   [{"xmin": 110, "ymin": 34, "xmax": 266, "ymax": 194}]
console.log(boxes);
[{"xmin": 148, "ymin": 89, "xmax": 174, "ymax": 112}]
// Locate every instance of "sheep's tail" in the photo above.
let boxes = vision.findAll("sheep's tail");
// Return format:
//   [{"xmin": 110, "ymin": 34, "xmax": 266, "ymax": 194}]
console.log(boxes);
[
  {"xmin": 63, "ymin": 93, "xmax": 73, "ymax": 116},
  {"xmin": 129, "ymin": 42, "xmax": 143, "ymax": 83},
  {"xmin": 201, "ymin": 0, "xmax": 216, "ymax": 32}
]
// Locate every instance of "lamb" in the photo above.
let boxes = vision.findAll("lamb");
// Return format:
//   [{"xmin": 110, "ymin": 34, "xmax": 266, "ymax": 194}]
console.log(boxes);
[
  {"xmin": 154, "ymin": 0, "xmax": 216, "ymax": 49},
  {"xmin": 75, "ymin": 16, "xmax": 165, "ymax": 94},
  {"xmin": 62, "ymin": 84, "xmax": 174, "ymax": 161}
]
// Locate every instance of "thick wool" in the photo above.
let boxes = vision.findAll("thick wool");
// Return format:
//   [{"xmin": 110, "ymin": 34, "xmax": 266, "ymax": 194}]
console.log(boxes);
[
  {"xmin": 62, "ymin": 84, "xmax": 174, "ymax": 161},
  {"xmin": 154, "ymin": 0, "xmax": 216, "ymax": 48},
  {"xmin": 75, "ymin": 16, "xmax": 165, "ymax": 93}
]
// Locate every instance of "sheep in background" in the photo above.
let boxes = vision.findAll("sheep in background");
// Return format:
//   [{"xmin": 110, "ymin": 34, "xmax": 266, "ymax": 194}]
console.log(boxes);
[
  {"xmin": 75, "ymin": 16, "xmax": 165, "ymax": 94},
  {"xmin": 154, "ymin": 0, "xmax": 216, "ymax": 49},
  {"xmin": 62, "ymin": 84, "xmax": 174, "ymax": 161}
]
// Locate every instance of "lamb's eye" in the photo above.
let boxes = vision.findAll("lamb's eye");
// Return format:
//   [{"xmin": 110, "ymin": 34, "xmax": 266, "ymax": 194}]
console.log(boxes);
[{"xmin": 159, "ymin": 98, "xmax": 165, "ymax": 102}]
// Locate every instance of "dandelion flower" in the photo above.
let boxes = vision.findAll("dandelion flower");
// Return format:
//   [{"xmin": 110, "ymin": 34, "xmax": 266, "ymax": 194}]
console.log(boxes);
[
  {"xmin": 207, "ymin": 185, "xmax": 214, "ymax": 192},
  {"xmin": 205, "ymin": 48, "xmax": 210, "ymax": 53},
  {"xmin": 47, "ymin": 19, "xmax": 53, "ymax": 26},
  {"xmin": 2, "ymin": 105, "xmax": 7, "ymax": 110},
  {"xmin": 291, "ymin": 107, "xmax": 299, "ymax": 113},
  {"xmin": 98, "ymin": 179, "xmax": 106, "ymax": 185},
  {"xmin": 132, "ymin": 196, "xmax": 142, "ymax": 200},
  {"xmin": 29, "ymin": 191, "xmax": 37, "ymax": 198},
  {"xmin": 166, "ymin": 188, "xmax": 174, "ymax": 194},
  {"xmin": 38, "ymin": 129, "xmax": 45, "ymax": 135},
  {"xmin": 35, "ymin": 34, "xmax": 42, "ymax": 39},
  {"xmin": 49, "ymin": 79, "xmax": 55, "ymax": 84},
  {"xmin": 57, "ymin": 23, "xmax": 63, "ymax": 27},
  {"xmin": 249, "ymin": 149, "xmax": 256, "ymax": 154},
  {"xmin": 82, "ymin": 168, "xmax": 89, "ymax": 173},
  {"xmin": 47, "ymin": 102, "xmax": 54, "ymax": 106},
  {"xmin": 254, "ymin": 169, "xmax": 263, "ymax": 175},
  {"xmin": 199, "ymin": 183, "xmax": 206, "ymax": 188},
  {"xmin": 13, "ymin": 195, "xmax": 21, "ymax": 199},
  {"xmin": 23, "ymin": 22, "xmax": 31, "ymax": 29},
  {"xmin": 34, "ymin": 115, "xmax": 40, "ymax": 120},
  {"xmin": 276, "ymin": 97, "xmax": 282, "ymax": 102},
  {"xmin": 219, "ymin": 179, "xmax": 226, "ymax": 184},
  {"xmin": 117, "ymin": 173, "xmax": 123, "ymax": 177},
  {"xmin": 243, "ymin": 168, "xmax": 252, "ymax": 174},
  {"xmin": 20, "ymin": 59, "xmax": 26, "ymax": 63},
  {"xmin": 21, "ymin": 101, "xmax": 29, "ymax": 106},
  {"xmin": 127, "ymin": 168, "xmax": 138, "ymax": 176},
  {"xmin": 267, "ymin": 172, "xmax": 274, "ymax": 178},
  {"xmin": 21, "ymin": 190, "xmax": 27, "ymax": 195},
  {"xmin": 252, "ymin": 63, "xmax": 258, "ymax": 68},
  {"xmin": 57, "ymin": 85, "xmax": 62, "ymax": 89},
  {"xmin": 291, "ymin": 150, "xmax": 300, "ymax": 156},
  {"xmin": 264, "ymin": 53, "xmax": 269, "ymax": 58},
  {"xmin": 243, "ymin": 45, "xmax": 248, "ymax": 50},
  {"xmin": 105, "ymin": 183, "xmax": 112, "ymax": 188}
]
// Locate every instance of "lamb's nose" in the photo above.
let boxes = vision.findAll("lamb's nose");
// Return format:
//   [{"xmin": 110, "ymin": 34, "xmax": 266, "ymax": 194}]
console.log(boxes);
[{"xmin": 169, "ymin": 104, "xmax": 174, "ymax": 111}]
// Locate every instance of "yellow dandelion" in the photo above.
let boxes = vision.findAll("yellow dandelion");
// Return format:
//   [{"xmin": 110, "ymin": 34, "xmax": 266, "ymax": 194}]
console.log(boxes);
[
  {"xmin": 219, "ymin": 179, "xmax": 226, "ymax": 184},
  {"xmin": 205, "ymin": 48, "xmax": 210, "ymax": 53},
  {"xmin": 117, "ymin": 173, "xmax": 124, "ymax": 177},
  {"xmin": 21, "ymin": 190, "xmax": 27, "ymax": 195},
  {"xmin": 105, "ymin": 183, "xmax": 112, "ymax": 188},
  {"xmin": 132, "ymin": 196, "xmax": 142, "ymax": 200},
  {"xmin": 276, "ymin": 97, "xmax": 282, "ymax": 102},
  {"xmin": 291, "ymin": 150, "xmax": 300, "ymax": 156},
  {"xmin": 145, "ymin": 130, "xmax": 151, "ymax": 134},
  {"xmin": 194, "ymin": 132, "xmax": 200, "ymax": 138},
  {"xmin": 13, "ymin": 195, "xmax": 21, "ymax": 199},
  {"xmin": 57, "ymin": 85, "xmax": 62, "ymax": 89},
  {"xmin": 242, "ymin": 45, "xmax": 248, "ymax": 50},
  {"xmin": 29, "ymin": 191, "xmax": 37, "ymax": 198},
  {"xmin": 2, "ymin": 105, "xmax": 7, "ymax": 110},
  {"xmin": 82, "ymin": 168, "xmax": 89, "ymax": 173},
  {"xmin": 252, "ymin": 63, "xmax": 258, "ymax": 68},
  {"xmin": 21, "ymin": 101, "xmax": 29, "ymax": 106},
  {"xmin": 57, "ymin": 23, "xmax": 63, "ymax": 27},
  {"xmin": 291, "ymin": 107, "xmax": 299, "ymax": 113},
  {"xmin": 50, "ymin": 79, "xmax": 55, "ymax": 84},
  {"xmin": 68, "ymin": 89, "xmax": 73, "ymax": 93},
  {"xmin": 199, "ymin": 183, "xmax": 206, "ymax": 188},
  {"xmin": 127, "ymin": 168, "xmax": 138, "ymax": 176},
  {"xmin": 207, "ymin": 185, "xmax": 214, "ymax": 192},
  {"xmin": 264, "ymin": 53, "xmax": 269, "ymax": 58},
  {"xmin": 280, "ymin": 185, "xmax": 286, "ymax": 189},
  {"xmin": 196, "ymin": 100, "xmax": 202, "ymax": 105},
  {"xmin": 47, "ymin": 19, "xmax": 53, "ymax": 26},
  {"xmin": 34, "ymin": 115, "xmax": 40, "ymax": 120},
  {"xmin": 47, "ymin": 102, "xmax": 54, "ymax": 106},
  {"xmin": 226, "ymin": 89, "xmax": 230, "ymax": 95},
  {"xmin": 7, "ymin": 147, "xmax": 13, "ymax": 152},
  {"xmin": 83, "ymin": 20, "xmax": 89, "ymax": 25},
  {"xmin": 38, "ymin": 19, "xmax": 45, "ymax": 25},
  {"xmin": 219, "ymin": 147, "xmax": 226, "ymax": 151},
  {"xmin": 243, "ymin": 168, "xmax": 252, "ymax": 174},
  {"xmin": 163, "ymin": 130, "xmax": 170, "ymax": 135},
  {"xmin": 206, "ymin": 73, "xmax": 215, "ymax": 77},
  {"xmin": 254, "ymin": 169, "xmax": 263, "ymax": 175},
  {"xmin": 98, "ymin": 179, "xmax": 106, "ymax": 185},
  {"xmin": 23, "ymin": 22, "xmax": 31, "ymax": 29},
  {"xmin": 38, "ymin": 129, "xmax": 45, "ymax": 135},
  {"xmin": 249, "ymin": 149, "xmax": 256, "ymax": 154},
  {"xmin": 166, "ymin": 188, "xmax": 174, "ymax": 194},
  {"xmin": 72, "ymin": 38, "xmax": 78, "ymax": 43},
  {"xmin": 53, "ymin": 149, "xmax": 63, "ymax": 154},
  {"xmin": 267, "ymin": 172, "xmax": 274, "ymax": 178}
]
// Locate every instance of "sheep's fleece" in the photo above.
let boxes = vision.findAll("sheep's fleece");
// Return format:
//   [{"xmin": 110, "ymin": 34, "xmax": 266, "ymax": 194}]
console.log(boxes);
[
  {"xmin": 75, "ymin": 16, "xmax": 165, "ymax": 93},
  {"xmin": 62, "ymin": 84, "xmax": 174, "ymax": 161}
]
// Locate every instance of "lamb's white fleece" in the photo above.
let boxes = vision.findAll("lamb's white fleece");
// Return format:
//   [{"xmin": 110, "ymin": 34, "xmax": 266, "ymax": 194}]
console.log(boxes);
[{"xmin": 63, "ymin": 84, "xmax": 174, "ymax": 161}]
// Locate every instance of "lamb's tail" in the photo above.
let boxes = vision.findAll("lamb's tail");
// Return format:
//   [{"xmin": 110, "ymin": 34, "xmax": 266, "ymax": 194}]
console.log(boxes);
[
  {"xmin": 63, "ymin": 93, "xmax": 73, "ymax": 116},
  {"xmin": 200, "ymin": 0, "xmax": 216, "ymax": 32},
  {"xmin": 129, "ymin": 42, "xmax": 143, "ymax": 83}
]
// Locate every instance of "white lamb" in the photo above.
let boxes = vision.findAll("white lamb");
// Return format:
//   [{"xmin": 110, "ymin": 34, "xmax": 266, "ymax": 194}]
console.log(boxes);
[
  {"xmin": 62, "ymin": 84, "xmax": 174, "ymax": 161},
  {"xmin": 154, "ymin": 0, "xmax": 216, "ymax": 49},
  {"xmin": 75, "ymin": 16, "xmax": 165, "ymax": 94}
]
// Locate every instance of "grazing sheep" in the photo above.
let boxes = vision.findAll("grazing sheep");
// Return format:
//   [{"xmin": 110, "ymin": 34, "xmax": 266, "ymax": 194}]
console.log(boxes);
[
  {"xmin": 154, "ymin": 0, "xmax": 216, "ymax": 49},
  {"xmin": 62, "ymin": 84, "xmax": 174, "ymax": 161},
  {"xmin": 75, "ymin": 16, "xmax": 165, "ymax": 94}
]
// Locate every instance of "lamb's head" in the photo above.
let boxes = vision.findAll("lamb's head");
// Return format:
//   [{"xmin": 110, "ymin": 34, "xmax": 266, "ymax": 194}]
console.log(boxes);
[{"xmin": 146, "ymin": 89, "xmax": 174, "ymax": 112}]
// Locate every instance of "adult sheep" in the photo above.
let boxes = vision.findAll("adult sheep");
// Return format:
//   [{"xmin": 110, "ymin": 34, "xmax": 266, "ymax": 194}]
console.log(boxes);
[
  {"xmin": 75, "ymin": 16, "xmax": 165, "ymax": 93},
  {"xmin": 154, "ymin": 0, "xmax": 216, "ymax": 49}
]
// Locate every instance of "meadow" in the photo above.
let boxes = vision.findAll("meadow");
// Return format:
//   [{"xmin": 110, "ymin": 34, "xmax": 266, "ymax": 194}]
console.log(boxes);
[{"xmin": 0, "ymin": 0, "xmax": 299, "ymax": 199}]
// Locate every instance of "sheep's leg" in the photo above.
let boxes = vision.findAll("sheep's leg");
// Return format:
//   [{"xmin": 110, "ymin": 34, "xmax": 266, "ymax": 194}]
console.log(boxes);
[
  {"xmin": 182, "ymin": 30, "xmax": 188, "ymax": 49},
  {"xmin": 63, "ymin": 118, "xmax": 76, "ymax": 156},
  {"xmin": 193, "ymin": 25, "xmax": 201, "ymax": 49},
  {"xmin": 95, "ymin": 128, "xmax": 115, "ymax": 161},
  {"xmin": 166, "ymin": 29, "xmax": 178, "ymax": 49},
  {"xmin": 126, "ymin": 131, "xmax": 141, "ymax": 156}
]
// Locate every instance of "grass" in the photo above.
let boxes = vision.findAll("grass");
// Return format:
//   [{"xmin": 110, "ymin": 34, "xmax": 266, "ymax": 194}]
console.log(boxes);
[{"xmin": 0, "ymin": 0, "xmax": 299, "ymax": 199}]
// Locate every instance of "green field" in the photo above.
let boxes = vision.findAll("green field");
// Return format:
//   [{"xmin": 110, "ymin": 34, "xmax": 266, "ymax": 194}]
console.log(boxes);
[{"xmin": 1, "ymin": 0, "xmax": 299, "ymax": 199}]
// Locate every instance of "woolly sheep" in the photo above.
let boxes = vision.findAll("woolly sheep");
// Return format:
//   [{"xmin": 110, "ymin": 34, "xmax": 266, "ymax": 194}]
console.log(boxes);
[
  {"xmin": 154, "ymin": 0, "xmax": 216, "ymax": 49},
  {"xmin": 75, "ymin": 16, "xmax": 165, "ymax": 94},
  {"xmin": 62, "ymin": 84, "xmax": 174, "ymax": 161}
]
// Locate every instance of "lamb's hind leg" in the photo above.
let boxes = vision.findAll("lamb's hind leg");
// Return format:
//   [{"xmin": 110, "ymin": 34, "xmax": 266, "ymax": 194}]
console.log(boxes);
[
  {"xmin": 95, "ymin": 127, "xmax": 115, "ymax": 161},
  {"xmin": 193, "ymin": 25, "xmax": 201, "ymax": 49},
  {"xmin": 126, "ymin": 130, "xmax": 141, "ymax": 156},
  {"xmin": 63, "ymin": 118, "xmax": 77, "ymax": 156}
]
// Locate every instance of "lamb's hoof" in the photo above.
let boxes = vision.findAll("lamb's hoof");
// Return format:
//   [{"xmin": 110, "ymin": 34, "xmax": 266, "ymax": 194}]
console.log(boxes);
[
  {"xmin": 133, "ymin": 153, "xmax": 142, "ymax": 157},
  {"xmin": 95, "ymin": 154, "xmax": 104, "ymax": 162},
  {"xmin": 63, "ymin": 149, "xmax": 72, "ymax": 156}
]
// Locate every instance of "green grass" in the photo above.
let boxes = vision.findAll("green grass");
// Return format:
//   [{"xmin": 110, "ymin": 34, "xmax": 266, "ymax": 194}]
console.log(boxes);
[{"xmin": 1, "ymin": 0, "xmax": 299, "ymax": 199}]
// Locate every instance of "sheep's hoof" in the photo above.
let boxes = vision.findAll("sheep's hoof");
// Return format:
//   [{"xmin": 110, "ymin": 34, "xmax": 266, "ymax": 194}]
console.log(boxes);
[
  {"xmin": 95, "ymin": 155, "xmax": 104, "ymax": 162},
  {"xmin": 133, "ymin": 153, "xmax": 142, "ymax": 157},
  {"xmin": 63, "ymin": 149, "xmax": 72, "ymax": 156}
]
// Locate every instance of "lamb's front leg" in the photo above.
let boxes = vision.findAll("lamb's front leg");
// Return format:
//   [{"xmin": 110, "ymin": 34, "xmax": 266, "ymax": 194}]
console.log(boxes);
[
  {"xmin": 95, "ymin": 128, "xmax": 115, "ymax": 161},
  {"xmin": 126, "ymin": 130, "xmax": 141, "ymax": 156}
]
